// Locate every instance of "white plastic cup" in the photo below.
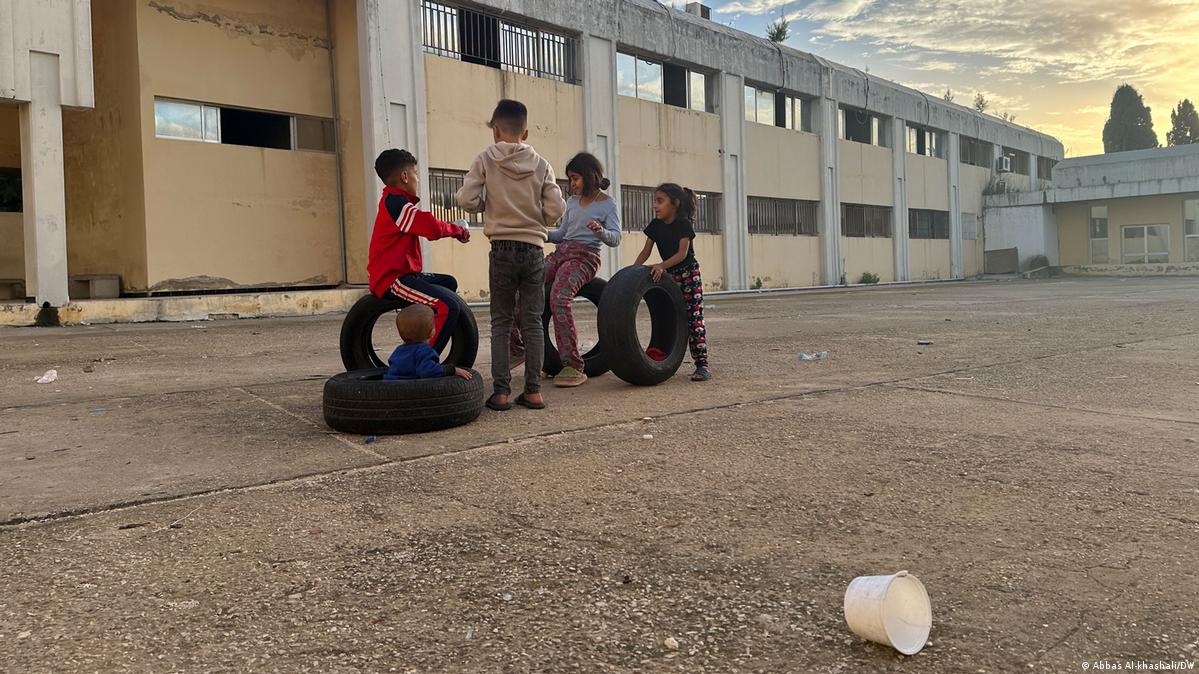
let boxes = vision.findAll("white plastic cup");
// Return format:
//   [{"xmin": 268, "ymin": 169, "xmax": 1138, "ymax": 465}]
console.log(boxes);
[{"xmin": 843, "ymin": 570, "xmax": 932, "ymax": 655}]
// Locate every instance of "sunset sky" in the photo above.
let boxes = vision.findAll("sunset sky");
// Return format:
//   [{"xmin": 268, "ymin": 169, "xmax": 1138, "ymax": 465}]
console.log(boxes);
[{"xmin": 709, "ymin": 0, "xmax": 1199, "ymax": 156}]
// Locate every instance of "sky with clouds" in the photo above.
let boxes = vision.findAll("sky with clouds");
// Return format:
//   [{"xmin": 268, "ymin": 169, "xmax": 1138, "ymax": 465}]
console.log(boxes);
[{"xmin": 706, "ymin": 0, "xmax": 1199, "ymax": 156}]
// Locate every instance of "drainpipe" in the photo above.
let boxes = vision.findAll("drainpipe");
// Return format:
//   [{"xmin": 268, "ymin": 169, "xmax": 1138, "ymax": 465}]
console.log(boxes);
[{"xmin": 325, "ymin": 0, "xmax": 349, "ymax": 286}]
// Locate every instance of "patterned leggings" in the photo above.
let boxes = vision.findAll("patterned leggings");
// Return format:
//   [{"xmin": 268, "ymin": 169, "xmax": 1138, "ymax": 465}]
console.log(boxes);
[{"xmin": 670, "ymin": 259, "xmax": 709, "ymax": 368}]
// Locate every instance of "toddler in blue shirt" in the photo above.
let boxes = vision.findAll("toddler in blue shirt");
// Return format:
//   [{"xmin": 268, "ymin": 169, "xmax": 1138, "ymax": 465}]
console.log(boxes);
[{"xmin": 384, "ymin": 305, "xmax": 473, "ymax": 381}]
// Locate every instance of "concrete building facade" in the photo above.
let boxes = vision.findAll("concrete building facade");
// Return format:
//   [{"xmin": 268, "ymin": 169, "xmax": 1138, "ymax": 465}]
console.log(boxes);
[{"xmin": 1, "ymin": 0, "xmax": 1064, "ymax": 313}]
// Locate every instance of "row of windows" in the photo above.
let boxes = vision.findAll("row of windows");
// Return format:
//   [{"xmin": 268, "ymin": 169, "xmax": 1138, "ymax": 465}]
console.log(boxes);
[
  {"xmin": 744, "ymin": 87, "xmax": 810, "ymax": 132},
  {"xmin": 1089, "ymin": 202, "xmax": 1199, "ymax": 263},
  {"xmin": 153, "ymin": 98, "xmax": 335, "ymax": 152},
  {"xmin": 621, "ymin": 185, "xmax": 723, "ymax": 233},
  {"xmin": 617, "ymin": 53, "xmax": 711, "ymax": 112},
  {"xmin": 421, "ymin": 0, "xmax": 577, "ymax": 83}
]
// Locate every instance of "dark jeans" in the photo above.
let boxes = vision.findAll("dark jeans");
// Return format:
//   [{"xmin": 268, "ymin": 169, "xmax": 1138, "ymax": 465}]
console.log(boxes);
[{"xmin": 489, "ymin": 241, "xmax": 545, "ymax": 395}]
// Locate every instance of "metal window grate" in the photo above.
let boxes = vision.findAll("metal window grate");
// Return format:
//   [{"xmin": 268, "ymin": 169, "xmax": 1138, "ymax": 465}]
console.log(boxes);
[
  {"xmin": 841, "ymin": 204, "xmax": 892, "ymax": 238},
  {"xmin": 621, "ymin": 185, "xmax": 722, "ymax": 234},
  {"xmin": 427, "ymin": 169, "xmax": 483, "ymax": 227},
  {"xmin": 908, "ymin": 209, "xmax": 950, "ymax": 239},
  {"xmin": 421, "ymin": 1, "xmax": 578, "ymax": 84},
  {"xmin": 747, "ymin": 196, "xmax": 818, "ymax": 236}
]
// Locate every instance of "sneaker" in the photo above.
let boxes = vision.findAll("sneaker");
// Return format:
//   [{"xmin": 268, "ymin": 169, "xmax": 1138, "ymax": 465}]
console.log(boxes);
[
  {"xmin": 553, "ymin": 367, "xmax": 588, "ymax": 387},
  {"xmin": 645, "ymin": 346, "xmax": 668, "ymax": 362},
  {"xmin": 690, "ymin": 366, "xmax": 711, "ymax": 382}
]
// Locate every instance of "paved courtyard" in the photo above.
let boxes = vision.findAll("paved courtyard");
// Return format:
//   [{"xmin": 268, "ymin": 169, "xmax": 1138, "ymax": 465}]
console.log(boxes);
[{"xmin": 1, "ymin": 277, "xmax": 1197, "ymax": 672}]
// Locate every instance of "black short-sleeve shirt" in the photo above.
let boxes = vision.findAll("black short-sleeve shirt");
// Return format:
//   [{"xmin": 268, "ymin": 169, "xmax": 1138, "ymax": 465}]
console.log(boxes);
[{"xmin": 644, "ymin": 218, "xmax": 696, "ymax": 271}]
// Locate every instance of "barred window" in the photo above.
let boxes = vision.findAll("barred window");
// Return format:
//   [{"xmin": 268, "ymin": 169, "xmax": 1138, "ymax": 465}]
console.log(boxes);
[
  {"xmin": 747, "ymin": 196, "xmax": 818, "ymax": 236},
  {"xmin": 621, "ymin": 185, "xmax": 722, "ymax": 234},
  {"xmin": 427, "ymin": 169, "xmax": 482, "ymax": 226},
  {"xmin": 421, "ymin": 1, "xmax": 578, "ymax": 83},
  {"xmin": 841, "ymin": 204, "xmax": 892, "ymax": 238},
  {"xmin": 908, "ymin": 209, "xmax": 950, "ymax": 239},
  {"xmin": 960, "ymin": 136, "xmax": 993, "ymax": 168}
]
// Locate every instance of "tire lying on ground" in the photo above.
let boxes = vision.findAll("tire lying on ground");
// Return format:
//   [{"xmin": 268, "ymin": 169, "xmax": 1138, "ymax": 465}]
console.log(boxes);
[
  {"xmin": 596, "ymin": 265, "xmax": 688, "ymax": 386},
  {"xmin": 323, "ymin": 367, "xmax": 485, "ymax": 435},
  {"xmin": 339, "ymin": 292, "xmax": 478, "ymax": 371},
  {"xmin": 542, "ymin": 277, "xmax": 610, "ymax": 378}
]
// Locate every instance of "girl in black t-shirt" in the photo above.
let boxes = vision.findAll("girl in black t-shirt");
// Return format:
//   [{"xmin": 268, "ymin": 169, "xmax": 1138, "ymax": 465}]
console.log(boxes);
[{"xmin": 633, "ymin": 183, "xmax": 711, "ymax": 381}]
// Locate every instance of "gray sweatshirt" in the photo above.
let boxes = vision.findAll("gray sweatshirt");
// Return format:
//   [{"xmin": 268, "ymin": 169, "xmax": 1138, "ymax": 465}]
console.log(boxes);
[{"xmin": 547, "ymin": 195, "xmax": 622, "ymax": 249}]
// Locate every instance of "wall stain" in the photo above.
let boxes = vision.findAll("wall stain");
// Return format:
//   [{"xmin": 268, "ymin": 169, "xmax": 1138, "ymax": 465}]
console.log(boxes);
[
  {"xmin": 147, "ymin": 1, "xmax": 330, "ymax": 58},
  {"xmin": 148, "ymin": 274, "xmax": 330, "ymax": 293}
]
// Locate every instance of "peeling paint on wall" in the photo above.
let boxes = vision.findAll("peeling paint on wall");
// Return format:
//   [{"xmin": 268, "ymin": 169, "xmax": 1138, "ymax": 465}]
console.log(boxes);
[
  {"xmin": 148, "ymin": 274, "xmax": 331, "ymax": 293},
  {"xmin": 147, "ymin": 1, "xmax": 329, "ymax": 58}
]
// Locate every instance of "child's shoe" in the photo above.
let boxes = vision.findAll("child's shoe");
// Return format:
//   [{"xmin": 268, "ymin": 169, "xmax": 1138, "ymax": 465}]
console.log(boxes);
[
  {"xmin": 690, "ymin": 366, "xmax": 711, "ymax": 382},
  {"xmin": 553, "ymin": 367, "xmax": 587, "ymax": 388}
]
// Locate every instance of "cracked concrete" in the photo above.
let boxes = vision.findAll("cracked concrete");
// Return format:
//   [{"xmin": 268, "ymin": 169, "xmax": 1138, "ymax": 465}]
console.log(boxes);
[{"xmin": 1, "ymin": 277, "xmax": 1197, "ymax": 672}]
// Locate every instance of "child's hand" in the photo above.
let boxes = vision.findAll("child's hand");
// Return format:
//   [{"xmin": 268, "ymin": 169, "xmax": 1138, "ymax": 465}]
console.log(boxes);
[
  {"xmin": 649, "ymin": 264, "xmax": 666, "ymax": 282},
  {"xmin": 454, "ymin": 367, "xmax": 473, "ymax": 380},
  {"xmin": 456, "ymin": 228, "xmax": 471, "ymax": 243},
  {"xmin": 586, "ymin": 219, "xmax": 603, "ymax": 233}
]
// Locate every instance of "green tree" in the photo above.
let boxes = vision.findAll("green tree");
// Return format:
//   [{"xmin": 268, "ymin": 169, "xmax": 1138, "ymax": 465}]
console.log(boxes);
[
  {"xmin": 1166, "ymin": 98, "xmax": 1199, "ymax": 146},
  {"xmin": 1102, "ymin": 84, "xmax": 1158, "ymax": 152},
  {"xmin": 972, "ymin": 93, "xmax": 989, "ymax": 113},
  {"xmin": 766, "ymin": 16, "xmax": 790, "ymax": 42},
  {"xmin": 943, "ymin": 89, "xmax": 955, "ymax": 103}
]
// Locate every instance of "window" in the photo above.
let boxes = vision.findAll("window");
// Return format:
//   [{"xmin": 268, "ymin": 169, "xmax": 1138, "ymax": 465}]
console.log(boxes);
[
  {"xmin": 664, "ymin": 63, "xmax": 710, "ymax": 112},
  {"xmin": 839, "ymin": 106, "xmax": 887, "ymax": 146},
  {"xmin": 1185, "ymin": 199, "xmax": 1199, "ymax": 262},
  {"xmin": 621, "ymin": 185, "xmax": 722, "ymax": 234},
  {"xmin": 906, "ymin": 125, "xmax": 942, "ymax": 158},
  {"xmin": 154, "ymin": 99, "xmax": 220, "ymax": 142},
  {"xmin": 748, "ymin": 197, "xmax": 818, "ymax": 236},
  {"xmin": 0, "ymin": 168, "xmax": 20, "ymax": 212},
  {"xmin": 428, "ymin": 169, "xmax": 483, "ymax": 227},
  {"xmin": 841, "ymin": 204, "xmax": 892, "ymax": 238},
  {"xmin": 420, "ymin": 1, "xmax": 578, "ymax": 83},
  {"xmin": 153, "ymin": 97, "xmax": 334, "ymax": 152},
  {"xmin": 1121, "ymin": 225, "xmax": 1169, "ymax": 264},
  {"xmin": 743, "ymin": 86, "xmax": 775, "ymax": 125},
  {"xmin": 908, "ymin": 209, "xmax": 949, "ymax": 239},
  {"xmin": 1089, "ymin": 206, "xmax": 1109, "ymax": 264},
  {"xmin": 781, "ymin": 95, "xmax": 809, "ymax": 131},
  {"xmin": 689, "ymin": 71, "xmax": 709, "ymax": 112},
  {"xmin": 1001, "ymin": 147, "xmax": 1030, "ymax": 175},
  {"xmin": 960, "ymin": 136, "xmax": 993, "ymax": 168},
  {"xmin": 745, "ymin": 86, "xmax": 807, "ymax": 131},
  {"xmin": 616, "ymin": 53, "xmax": 662, "ymax": 103},
  {"xmin": 962, "ymin": 212, "xmax": 978, "ymax": 241},
  {"xmin": 1037, "ymin": 156, "xmax": 1057, "ymax": 182}
]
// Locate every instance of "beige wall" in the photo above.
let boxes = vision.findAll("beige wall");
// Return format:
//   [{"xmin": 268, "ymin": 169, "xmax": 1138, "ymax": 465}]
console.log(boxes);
[
  {"xmin": 748, "ymin": 234, "xmax": 821, "ymax": 287},
  {"xmin": 841, "ymin": 237, "xmax": 895, "ymax": 283},
  {"xmin": 61, "ymin": 1, "xmax": 149, "ymax": 290},
  {"xmin": 909, "ymin": 239, "xmax": 952, "ymax": 280},
  {"xmin": 425, "ymin": 55, "xmax": 586, "ymax": 174},
  {"xmin": 745, "ymin": 123, "xmax": 820, "ymax": 201},
  {"xmin": 1058, "ymin": 193, "xmax": 1199, "ymax": 267},
  {"xmin": 136, "ymin": 0, "xmax": 341, "ymax": 291},
  {"xmin": 621, "ymin": 232, "xmax": 725, "ymax": 291},
  {"xmin": 618, "ymin": 97, "xmax": 721, "ymax": 192},
  {"xmin": 426, "ymin": 236, "xmax": 490, "ymax": 301},
  {"xmin": 837, "ymin": 140, "xmax": 893, "ymax": 206},
  {"xmin": 905, "ymin": 154, "xmax": 949, "ymax": 211},
  {"xmin": 332, "ymin": 0, "xmax": 368, "ymax": 285},
  {"xmin": 960, "ymin": 164, "xmax": 990, "ymax": 276}
]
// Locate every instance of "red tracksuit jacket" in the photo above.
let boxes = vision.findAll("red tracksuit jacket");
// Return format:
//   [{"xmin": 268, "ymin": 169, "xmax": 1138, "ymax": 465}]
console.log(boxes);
[{"xmin": 367, "ymin": 187, "xmax": 465, "ymax": 297}]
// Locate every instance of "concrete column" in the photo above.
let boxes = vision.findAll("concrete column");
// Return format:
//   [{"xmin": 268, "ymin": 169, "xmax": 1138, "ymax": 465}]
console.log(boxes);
[
  {"xmin": 816, "ymin": 96, "xmax": 842, "ymax": 285},
  {"xmin": 718, "ymin": 72, "xmax": 748, "ymax": 291},
  {"xmin": 890, "ymin": 117, "xmax": 909, "ymax": 281},
  {"xmin": 357, "ymin": 0, "xmax": 430, "ymax": 256},
  {"xmin": 20, "ymin": 52, "xmax": 69, "ymax": 307},
  {"xmin": 947, "ymin": 131, "xmax": 963, "ymax": 278},
  {"xmin": 1028, "ymin": 152, "xmax": 1039, "ymax": 185},
  {"xmin": 581, "ymin": 34, "xmax": 622, "ymax": 279}
]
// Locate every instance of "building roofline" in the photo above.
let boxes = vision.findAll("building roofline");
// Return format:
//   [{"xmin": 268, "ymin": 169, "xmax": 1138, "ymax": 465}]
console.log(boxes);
[{"xmin": 1055, "ymin": 143, "xmax": 1199, "ymax": 168}]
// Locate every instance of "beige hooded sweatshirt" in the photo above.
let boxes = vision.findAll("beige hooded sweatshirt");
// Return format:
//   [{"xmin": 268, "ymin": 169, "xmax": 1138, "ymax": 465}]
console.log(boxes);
[{"xmin": 455, "ymin": 142, "xmax": 567, "ymax": 246}]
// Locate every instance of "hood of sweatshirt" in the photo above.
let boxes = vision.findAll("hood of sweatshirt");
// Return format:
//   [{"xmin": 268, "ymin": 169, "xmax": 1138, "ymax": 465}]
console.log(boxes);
[{"xmin": 487, "ymin": 142, "xmax": 540, "ymax": 180}]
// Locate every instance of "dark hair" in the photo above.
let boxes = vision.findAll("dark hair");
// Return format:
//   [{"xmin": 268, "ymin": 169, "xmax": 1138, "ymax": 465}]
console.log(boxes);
[
  {"xmin": 375, "ymin": 149, "xmax": 416, "ymax": 183},
  {"xmin": 395, "ymin": 304, "xmax": 435, "ymax": 343},
  {"xmin": 564, "ymin": 152, "xmax": 611, "ymax": 195},
  {"xmin": 655, "ymin": 183, "xmax": 697, "ymax": 221},
  {"xmin": 489, "ymin": 99, "xmax": 528, "ymax": 136}
]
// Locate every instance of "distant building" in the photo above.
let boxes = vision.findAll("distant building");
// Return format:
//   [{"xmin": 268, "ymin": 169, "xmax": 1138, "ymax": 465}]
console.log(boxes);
[{"xmin": 2, "ymin": 0, "xmax": 1064, "ymax": 312}]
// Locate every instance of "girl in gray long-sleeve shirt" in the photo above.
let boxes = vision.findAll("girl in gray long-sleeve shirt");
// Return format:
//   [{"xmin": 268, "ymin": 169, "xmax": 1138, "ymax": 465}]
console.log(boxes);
[{"xmin": 511, "ymin": 152, "xmax": 620, "ymax": 387}]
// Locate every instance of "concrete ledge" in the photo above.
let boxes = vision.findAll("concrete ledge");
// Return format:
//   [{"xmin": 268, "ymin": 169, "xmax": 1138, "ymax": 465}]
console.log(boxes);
[
  {"xmin": 1062, "ymin": 263, "xmax": 1199, "ymax": 277},
  {"xmin": 0, "ymin": 287, "xmax": 369, "ymax": 327}
]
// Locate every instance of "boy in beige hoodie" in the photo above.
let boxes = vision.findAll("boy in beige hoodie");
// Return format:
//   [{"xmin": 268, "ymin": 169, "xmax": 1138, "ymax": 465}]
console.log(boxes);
[{"xmin": 456, "ymin": 99, "xmax": 567, "ymax": 411}]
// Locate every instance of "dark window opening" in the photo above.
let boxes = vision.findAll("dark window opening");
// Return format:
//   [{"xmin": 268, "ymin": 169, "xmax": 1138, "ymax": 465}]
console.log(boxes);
[
  {"xmin": 841, "ymin": 203, "xmax": 892, "ymax": 238},
  {"xmin": 748, "ymin": 196, "xmax": 817, "ymax": 236},
  {"xmin": 842, "ymin": 108, "xmax": 872, "ymax": 143},
  {"xmin": 0, "ymin": 168, "xmax": 21, "ymax": 212},
  {"xmin": 458, "ymin": 8, "xmax": 500, "ymax": 69},
  {"xmin": 219, "ymin": 108, "xmax": 291, "ymax": 150},
  {"xmin": 908, "ymin": 209, "xmax": 949, "ymax": 239},
  {"xmin": 663, "ymin": 63, "xmax": 688, "ymax": 108}
]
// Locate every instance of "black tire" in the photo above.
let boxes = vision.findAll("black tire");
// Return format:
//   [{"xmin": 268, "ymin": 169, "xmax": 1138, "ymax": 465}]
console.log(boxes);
[
  {"xmin": 542, "ymin": 277, "xmax": 610, "ymax": 378},
  {"xmin": 323, "ymin": 367, "xmax": 485, "ymax": 435},
  {"xmin": 339, "ymin": 292, "xmax": 478, "ymax": 371},
  {"xmin": 596, "ymin": 265, "xmax": 688, "ymax": 386}
]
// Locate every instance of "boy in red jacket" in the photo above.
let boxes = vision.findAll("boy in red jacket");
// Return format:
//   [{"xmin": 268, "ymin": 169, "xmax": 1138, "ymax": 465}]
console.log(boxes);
[{"xmin": 367, "ymin": 149, "xmax": 471, "ymax": 353}]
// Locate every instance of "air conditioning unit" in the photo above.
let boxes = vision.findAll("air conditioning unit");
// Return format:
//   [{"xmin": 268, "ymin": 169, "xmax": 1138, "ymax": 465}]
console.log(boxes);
[
  {"xmin": 996, "ymin": 155, "xmax": 1012, "ymax": 173},
  {"xmin": 685, "ymin": 2, "xmax": 712, "ymax": 19}
]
